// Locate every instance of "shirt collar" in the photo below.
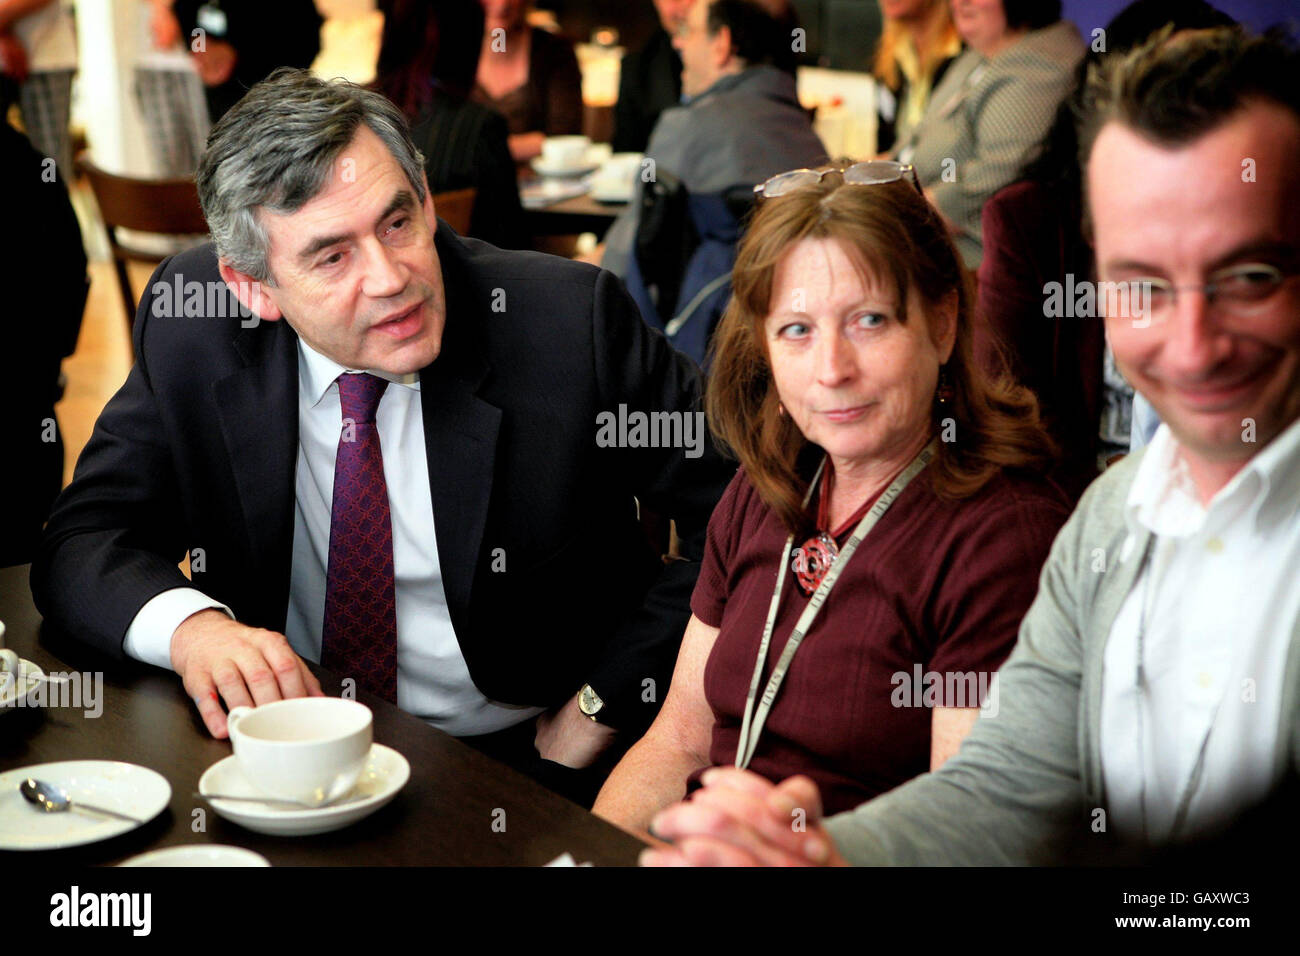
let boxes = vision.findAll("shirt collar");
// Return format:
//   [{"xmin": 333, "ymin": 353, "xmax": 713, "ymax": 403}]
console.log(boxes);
[
  {"xmin": 1125, "ymin": 414, "xmax": 1300, "ymax": 538},
  {"xmin": 297, "ymin": 337, "xmax": 421, "ymax": 410}
]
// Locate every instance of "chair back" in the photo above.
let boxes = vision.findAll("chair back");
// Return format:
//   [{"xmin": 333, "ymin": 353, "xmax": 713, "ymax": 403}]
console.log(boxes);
[
  {"xmin": 80, "ymin": 158, "xmax": 208, "ymax": 237},
  {"xmin": 432, "ymin": 187, "xmax": 476, "ymax": 235},
  {"xmin": 78, "ymin": 157, "xmax": 210, "ymax": 326}
]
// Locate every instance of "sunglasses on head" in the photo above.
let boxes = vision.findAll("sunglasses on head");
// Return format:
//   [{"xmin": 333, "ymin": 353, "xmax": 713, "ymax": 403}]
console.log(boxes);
[{"xmin": 754, "ymin": 160, "xmax": 922, "ymax": 200}]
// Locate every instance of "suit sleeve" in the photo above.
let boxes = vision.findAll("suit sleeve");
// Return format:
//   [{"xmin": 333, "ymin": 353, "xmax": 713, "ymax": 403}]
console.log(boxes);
[
  {"xmin": 583, "ymin": 269, "xmax": 734, "ymax": 736},
  {"xmin": 30, "ymin": 258, "xmax": 197, "ymax": 661}
]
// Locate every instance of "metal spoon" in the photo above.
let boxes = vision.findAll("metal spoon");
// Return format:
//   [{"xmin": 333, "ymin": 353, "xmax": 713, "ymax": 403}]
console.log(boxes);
[{"xmin": 20, "ymin": 778, "xmax": 144, "ymax": 824}]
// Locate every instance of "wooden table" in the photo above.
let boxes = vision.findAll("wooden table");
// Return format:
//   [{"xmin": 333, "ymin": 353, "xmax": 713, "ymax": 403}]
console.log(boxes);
[
  {"xmin": 524, "ymin": 190, "xmax": 626, "ymax": 238},
  {"xmin": 0, "ymin": 564, "xmax": 643, "ymax": 866}
]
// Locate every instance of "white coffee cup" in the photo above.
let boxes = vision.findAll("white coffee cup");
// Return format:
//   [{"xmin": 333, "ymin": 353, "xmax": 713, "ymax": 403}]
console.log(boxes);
[
  {"xmin": 226, "ymin": 698, "xmax": 372, "ymax": 806},
  {"xmin": 541, "ymin": 135, "xmax": 591, "ymax": 168}
]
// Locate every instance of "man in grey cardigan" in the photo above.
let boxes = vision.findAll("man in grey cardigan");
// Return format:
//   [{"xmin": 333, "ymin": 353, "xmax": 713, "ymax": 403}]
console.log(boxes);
[{"xmin": 641, "ymin": 25, "xmax": 1300, "ymax": 865}]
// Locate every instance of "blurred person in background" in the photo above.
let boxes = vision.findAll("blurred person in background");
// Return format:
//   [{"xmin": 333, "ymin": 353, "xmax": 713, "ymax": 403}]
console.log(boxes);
[
  {"xmin": 892, "ymin": 0, "xmax": 1083, "ymax": 269},
  {"xmin": 872, "ymin": 0, "xmax": 962, "ymax": 154},
  {"xmin": 472, "ymin": 0, "xmax": 583, "ymax": 162},
  {"xmin": 601, "ymin": 0, "xmax": 825, "ymax": 304},
  {"xmin": 612, "ymin": 0, "xmax": 692, "ymax": 153},
  {"xmin": 0, "ymin": 119, "xmax": 86, "ymax": 567},
  {"xmin": 172, "ymin": 0, "xmax": 323, "ymax": 120},
  {"xmin": 135, "ymin": 0, "xmax": 211, "ymax": 177},
  {"xmin": 375, "ymin": 0, "xmax": 526, "ymax": 248},
  {"xmin": 0, "ymin": 0, "xmax": 77, "ymax": 180}
]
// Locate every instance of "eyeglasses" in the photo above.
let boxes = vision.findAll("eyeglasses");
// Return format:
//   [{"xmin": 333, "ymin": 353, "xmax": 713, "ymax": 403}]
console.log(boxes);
[
  {"xmin": 1116, "ymin": 263, "xmax": 1298, "ymax": 319},
  {"xmin": 754, "ymin": 161, "xmax": 922, "ymax": 200}
]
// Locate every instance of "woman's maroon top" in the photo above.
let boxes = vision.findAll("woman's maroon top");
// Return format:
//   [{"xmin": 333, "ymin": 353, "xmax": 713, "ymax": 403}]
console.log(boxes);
[{"xmin": 688, "ymin": 464, "xmax": 1070, "ymax": 815}]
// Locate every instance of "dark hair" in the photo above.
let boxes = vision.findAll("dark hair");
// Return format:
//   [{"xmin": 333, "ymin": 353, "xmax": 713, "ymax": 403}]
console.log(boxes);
[
  {"xmin": 1002, "ymin": 0, "xmax": 1060, "ymax": 31},
  {"xmin": 706, "ymin": 0, "xmax": 792, "ymax": 70},
  {"xmin": 1018, "ymin": 1, "xmax": 1239, "ymax": 267},
  {"xmin": 706, "ymin": 163, "xmax": 1056, "ymax": 533},
  {"xmin": 1078, "ymin": 24, "xmax": 1300, "ymax": 229},
  {"xmin": 374, "ymin": 0, "xmax": 485, "ymax": 119}
]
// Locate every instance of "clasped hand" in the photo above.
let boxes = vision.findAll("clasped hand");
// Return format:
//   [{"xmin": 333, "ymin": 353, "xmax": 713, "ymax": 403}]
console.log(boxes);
[{"xmin": 641, "ymin": 768, "xmax": 848, "ymax": 867}]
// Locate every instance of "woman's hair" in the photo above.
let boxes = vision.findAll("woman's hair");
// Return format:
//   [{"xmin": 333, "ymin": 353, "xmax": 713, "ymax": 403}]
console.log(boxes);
[
  {"xmin": 706, "ymin": 164, "xmax": 1057, "ymax": 533},
  {"xmin": 1003, "ymin": 0, "xmax": 1061, "ymax": 31},
  {"xmin": 374, "ymin": 0, "xmax": 486, "ymax": 119},
  {"xmin": 872, "ymin": 0, "xmax": 959, "ymax": 92}
]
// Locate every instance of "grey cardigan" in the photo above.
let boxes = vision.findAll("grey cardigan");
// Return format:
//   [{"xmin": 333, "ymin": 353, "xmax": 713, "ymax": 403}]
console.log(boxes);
[{"xmin": 824, "ymin": 452, "xmax": 1300, "ymax": 864}]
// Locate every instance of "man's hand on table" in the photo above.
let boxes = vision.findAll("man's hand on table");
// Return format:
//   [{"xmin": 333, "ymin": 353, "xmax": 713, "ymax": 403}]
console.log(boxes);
[
  {"xmin": 170, "ymin": 609, "xmax": 323, "ymax": 738},
  {"xmin": 641, "ymin": 768, "xmax": 849, "ymax": 867},
  {"xmin": 534, "ymin": 692, "xmax": 617, "ymax": 769}
]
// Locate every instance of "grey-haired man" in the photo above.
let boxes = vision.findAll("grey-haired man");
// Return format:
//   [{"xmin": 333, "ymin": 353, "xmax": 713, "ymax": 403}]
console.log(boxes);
[
  {"xmin": 639, "ymin": 25, "xmax": 1300, "ymax": 862},
  {"xmin": 32, "ymin": 69, "xmax": 732, "ymax": 807}
]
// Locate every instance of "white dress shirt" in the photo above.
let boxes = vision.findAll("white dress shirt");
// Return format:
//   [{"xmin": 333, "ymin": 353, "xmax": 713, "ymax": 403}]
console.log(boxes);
[
  {"xmin": 1100, "ymin": 416, "xmax": 1300, "ymax": 842},
  {"xmin": 122, "ymin": 338, "xmax": 544, "ymax": 736}
]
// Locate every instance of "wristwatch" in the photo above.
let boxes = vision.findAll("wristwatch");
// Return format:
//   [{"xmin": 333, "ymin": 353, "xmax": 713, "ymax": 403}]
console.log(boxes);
[{"xmin": 578, "ymin": 683, "xmax": 605, "ymax": 722}]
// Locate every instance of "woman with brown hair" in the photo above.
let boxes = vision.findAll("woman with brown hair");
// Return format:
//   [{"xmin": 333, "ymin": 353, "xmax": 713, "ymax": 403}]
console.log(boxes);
[{"xmin": 593, "ymin": 161, "xmax": 1070, "ymax": 837}]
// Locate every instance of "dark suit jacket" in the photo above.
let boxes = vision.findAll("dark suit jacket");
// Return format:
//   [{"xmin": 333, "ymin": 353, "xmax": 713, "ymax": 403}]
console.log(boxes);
[
  {"xmin": 612, "ymin": 27, "xmax": 681, "ymax": 154},
  {"xmin": 411, "ymin": 98, "xmax": 527, "ymax": 250},
  {"xmin": 31, "ymin": 225, "xmax": 733, "ymax": 736}
]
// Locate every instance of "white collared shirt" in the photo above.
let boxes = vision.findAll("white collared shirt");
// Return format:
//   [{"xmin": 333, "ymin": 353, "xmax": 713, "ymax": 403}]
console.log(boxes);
[
  {"xmin": 123, "ymin": 338, "xmax": 543, "ymax": 736},
  {"xmin": 1100, "ymin": 416, "xmax": 1300, "ymax": 842}
]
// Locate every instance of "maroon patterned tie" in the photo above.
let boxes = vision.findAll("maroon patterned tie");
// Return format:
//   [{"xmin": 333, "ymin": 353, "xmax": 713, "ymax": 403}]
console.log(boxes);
[{"xmin": 321, "ymin": 372, "xmax": 398, "ymax": 704}]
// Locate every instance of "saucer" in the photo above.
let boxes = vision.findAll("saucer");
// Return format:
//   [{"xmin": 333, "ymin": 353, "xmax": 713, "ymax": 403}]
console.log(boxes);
[
  {"xmin": 198, "ymin": 743, "xmax": 409, "ymax": 836},
  {"xmin": 0, "ymin": 761, "xmax": 171, "ymax": 851},
  {"xmin": 530, "ymin": 156, "xmax": 600, "ymax": 178},
  {"xmin": 0, "ymin": 658, "xmax": 45, "ymax": 713},
  {"xmin": 120, "ymin": 844, "xmax": 271, "ymax": 867}
]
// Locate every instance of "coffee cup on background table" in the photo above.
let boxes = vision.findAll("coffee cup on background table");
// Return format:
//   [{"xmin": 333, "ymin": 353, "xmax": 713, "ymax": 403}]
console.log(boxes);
[{"xmin": 541, "ymin": 135, "xmax": 591, "ymax": 168}]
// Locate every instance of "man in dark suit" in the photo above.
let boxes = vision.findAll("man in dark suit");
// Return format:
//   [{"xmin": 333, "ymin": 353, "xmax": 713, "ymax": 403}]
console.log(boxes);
[
  {"xmin": 31, "ymin": 69, "xmax": 731, "ymax": 806},
  {"xmin": 611, "ymin": 0, "xmax": 690, "ymax": 153}
]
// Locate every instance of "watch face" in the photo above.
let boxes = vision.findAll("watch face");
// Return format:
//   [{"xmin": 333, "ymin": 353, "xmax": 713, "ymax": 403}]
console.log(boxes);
[{"xmin": 580, "ymin": 684, "xmax": 603, "ymax": 715}]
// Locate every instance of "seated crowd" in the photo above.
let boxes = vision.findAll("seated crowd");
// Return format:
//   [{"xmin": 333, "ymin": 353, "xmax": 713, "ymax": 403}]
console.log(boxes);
[{"xmin": 6, "ymin": 0, "xmax": 1298, "ymax": 865}]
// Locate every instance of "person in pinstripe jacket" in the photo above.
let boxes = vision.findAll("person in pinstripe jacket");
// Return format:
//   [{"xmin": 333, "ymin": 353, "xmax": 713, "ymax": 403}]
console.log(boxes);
[{"xmin": 893, "ymin": 0, "xmax": 1084, "ymax": 269}]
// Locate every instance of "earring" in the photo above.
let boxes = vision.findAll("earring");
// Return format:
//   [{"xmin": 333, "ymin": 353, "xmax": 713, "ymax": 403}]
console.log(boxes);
[
  {"xmin": 778, "ymin": 402, "xmax": 787, "ymax": 417},
  {"xmin": 936, "ymin": 367, "xmax": 954, "ymax": 406}
]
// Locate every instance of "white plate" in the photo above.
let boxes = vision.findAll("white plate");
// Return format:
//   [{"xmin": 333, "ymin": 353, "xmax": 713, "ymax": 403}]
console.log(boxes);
[
  {"xmin": 521, "ymin": 177, "xmax": 591, "ymax": 209},
  {"xmin": 530, "ymin": 156, "xmax": 601, "ymax": 178},
  {"xmin": 120, "ymin": 844, "xmax": 270, "ymax": 867},
  {"xmin": 0, "ymin": 658, "xmax": 46, "ymax": 713},
  {"xmin": 0, "ymin": 761, "xmax": 172, "ymax": 851},
  {"xmin": 198, "ymin": 743, "xmax": 409, "ymax": 836},
  {"xmin": 588, "ymin": 182, "xmax": 633, "ymax": 204}
]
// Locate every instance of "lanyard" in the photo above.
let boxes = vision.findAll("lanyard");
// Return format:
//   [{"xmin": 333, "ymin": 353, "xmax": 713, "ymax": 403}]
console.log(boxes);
[{"xmin": 734, "ymin": 440, "xmax": 937, "ymax": 770}]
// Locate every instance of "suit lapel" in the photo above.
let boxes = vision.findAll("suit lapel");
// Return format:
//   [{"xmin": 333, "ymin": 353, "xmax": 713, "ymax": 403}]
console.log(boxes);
[
  {"xmin": 214, "ymin": 320, "xmax": 299, "ymax": 628},
  {"xmin": 421, "ymin": 226, "xmax": 502, "ymax": 624}
]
